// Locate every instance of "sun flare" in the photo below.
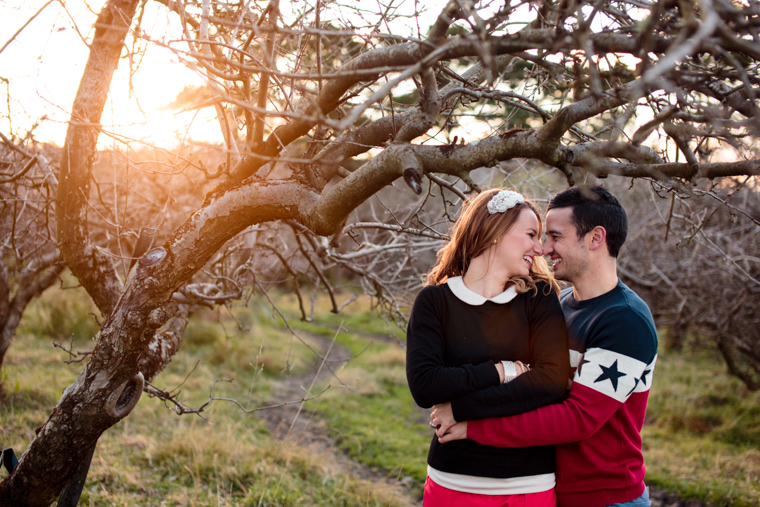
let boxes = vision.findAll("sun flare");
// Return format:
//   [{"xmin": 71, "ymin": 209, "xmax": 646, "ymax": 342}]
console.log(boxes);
[{"xmin": 1, "ymin": 0, "xmax": 223, "ymax": 150}]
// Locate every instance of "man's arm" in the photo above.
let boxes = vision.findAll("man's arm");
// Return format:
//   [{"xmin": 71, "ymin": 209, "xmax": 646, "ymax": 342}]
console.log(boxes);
[
  {"xmin": 442, "ymin": 309, "xmax": 659, "ymax": 447},
  {"xmin": 436, "ymin": 377, "xmax": 615, "ymax": 444},
  {"xmin": 457, "ymin": 376, "xmax": 619, "ymax": 446}
]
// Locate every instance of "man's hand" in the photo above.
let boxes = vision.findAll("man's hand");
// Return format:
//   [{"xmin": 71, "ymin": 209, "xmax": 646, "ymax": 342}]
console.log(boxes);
[
  {"xmin": 430, "ymin": 402, "xmax": 456, "ymax": 436},
  {"xmin": 437, "ymin": 422, "xmax": 467, "ymax": 443}
]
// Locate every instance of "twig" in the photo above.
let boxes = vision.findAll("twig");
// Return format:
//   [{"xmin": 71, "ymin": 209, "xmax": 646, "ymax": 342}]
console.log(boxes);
[
  {"xmin": 0, "ymin": 0, "xmax": 56, "ymax": 56},
  {"xmin": 53, "ymin": 340, "xmax": 92, "ymax": 364}
]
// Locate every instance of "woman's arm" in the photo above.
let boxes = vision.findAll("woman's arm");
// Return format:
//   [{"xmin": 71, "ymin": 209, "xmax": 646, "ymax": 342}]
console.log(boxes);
[
  {"xmin": 446, "ymin": 289, "xmax": 570, "ymax": 422},
  {"xmin": 406, "ymin": 287, "xmax": 503, "ymax": 408}
]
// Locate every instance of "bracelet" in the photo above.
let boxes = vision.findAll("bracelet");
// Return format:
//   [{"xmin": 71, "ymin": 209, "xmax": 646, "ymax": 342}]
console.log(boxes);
[{"xmin": 501, "ymin": 360, "xmax": 517, "ymax": 383}]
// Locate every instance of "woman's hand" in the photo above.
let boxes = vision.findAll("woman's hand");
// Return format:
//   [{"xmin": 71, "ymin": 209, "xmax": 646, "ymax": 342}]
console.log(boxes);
[
  {"xmin": 430, "ymin": 402, "xmax": 456, "ymax": 436},
  {"xmin": 437, "ymin": 422, "xmax": 467, "ymax": 443},
  {"xmin": 430, "ymin": 362, "xmax": 532, "ymax": 439}
]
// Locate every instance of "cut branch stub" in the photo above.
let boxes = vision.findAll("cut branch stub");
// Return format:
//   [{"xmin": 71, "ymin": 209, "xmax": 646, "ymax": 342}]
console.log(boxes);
[
  {"xmin": 403, "ymin": 168, "xmax": 423, "ymax": 195},
  {"xmin": 147, "ymin": 301, "xmax": 179, "ymax": 329},
  {"xmin": 139, "ymin": 247, "xmax": 167, "ymax": 268},
  {"xmin": 401, "ymin": 150, "xmax": 423, "ymax": 195},
  {"xmin": 105, "ymin": 372, "xmax": 144, "ymax": 420}
]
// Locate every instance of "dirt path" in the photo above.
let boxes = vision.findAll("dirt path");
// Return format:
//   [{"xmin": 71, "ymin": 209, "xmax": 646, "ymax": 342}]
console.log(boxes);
[{"xmin": 258, "ymin": 330, "xmax": 422, "ymax": 506}]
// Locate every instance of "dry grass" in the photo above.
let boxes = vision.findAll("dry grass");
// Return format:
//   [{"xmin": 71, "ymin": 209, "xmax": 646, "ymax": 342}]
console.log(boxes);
[
  {"xmin": 1, "ymin": 283, "xmax": 420, "ymax": 506},
  {"xmin": 2, "ymin": 282, "xmax": 760, "ymax": 506}
]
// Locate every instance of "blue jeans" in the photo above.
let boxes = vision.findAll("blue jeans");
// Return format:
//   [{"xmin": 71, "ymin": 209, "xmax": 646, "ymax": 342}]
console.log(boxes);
[{"xmin": 606, "ymin": 488, "xmax": 652, "ymax": 507}]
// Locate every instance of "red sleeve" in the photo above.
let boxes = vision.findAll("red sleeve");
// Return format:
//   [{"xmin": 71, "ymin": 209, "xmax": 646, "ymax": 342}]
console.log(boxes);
[
  {"xmin": 467, "ymin": 345, "xmax": 657, "ymax": 447},
  {"xmin": 467, "ymin": 381, "xmax": 619, "ymax": 447}
]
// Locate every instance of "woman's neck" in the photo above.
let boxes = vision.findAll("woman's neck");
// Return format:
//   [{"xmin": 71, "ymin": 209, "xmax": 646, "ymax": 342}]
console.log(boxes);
[{"xmin": 462, "ymin": 256, "xmax": 509, "ymax": 299}]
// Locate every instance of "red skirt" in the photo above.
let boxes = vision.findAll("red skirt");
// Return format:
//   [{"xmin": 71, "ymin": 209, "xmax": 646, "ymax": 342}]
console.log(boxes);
[{"xmin": 423, "ymin": 476, "xmax": 557, "ymax": 507}]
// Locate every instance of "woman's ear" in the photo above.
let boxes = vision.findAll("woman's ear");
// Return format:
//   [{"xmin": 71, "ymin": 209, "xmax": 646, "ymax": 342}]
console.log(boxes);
[{"xmin": 587, "ymin": 226, "xmax": 608, "ymax": 252}]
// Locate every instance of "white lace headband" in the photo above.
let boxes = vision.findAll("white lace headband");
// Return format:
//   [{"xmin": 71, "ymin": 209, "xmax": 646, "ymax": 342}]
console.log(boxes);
[{"xmin": 487, "ymin": 190, "xmax": 525, "ymax": 214}]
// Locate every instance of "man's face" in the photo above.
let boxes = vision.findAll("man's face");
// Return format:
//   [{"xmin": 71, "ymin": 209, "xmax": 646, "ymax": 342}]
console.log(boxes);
[{"xmin": 542, "ymin": 207, "xmax": 589, "ymax": 283}]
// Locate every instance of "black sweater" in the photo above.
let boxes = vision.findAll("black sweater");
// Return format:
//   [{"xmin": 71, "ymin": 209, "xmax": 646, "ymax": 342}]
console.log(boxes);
[{"xmin": 406, "ymin": 278, "xmax": 569, "ymax": 479}]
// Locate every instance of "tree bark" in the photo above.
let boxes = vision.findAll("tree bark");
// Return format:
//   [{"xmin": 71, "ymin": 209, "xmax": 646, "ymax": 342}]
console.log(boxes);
[
  {"xmin": 0, "ymin": 0, "xmax": 139, "ymax": 504},
  {"xmin": 56, "ymin": 0, "xmax": 139, "ymax": 318}
]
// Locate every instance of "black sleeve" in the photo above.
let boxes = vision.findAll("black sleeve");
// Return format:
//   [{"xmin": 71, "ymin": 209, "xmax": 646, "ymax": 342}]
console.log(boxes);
[
  {"xmin": 449, "ymin": 286, "xmax": 570, "ymax": 421},
  {"xmin": 405, "ymin": 286, "xmax": 501, "ymax": 408}
]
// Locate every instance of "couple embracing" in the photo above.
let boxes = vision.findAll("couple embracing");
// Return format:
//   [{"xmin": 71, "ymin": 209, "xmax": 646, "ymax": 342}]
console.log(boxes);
[{"xmin": 406, "ymin": 186, "xmax": 658, "ymax": 507}]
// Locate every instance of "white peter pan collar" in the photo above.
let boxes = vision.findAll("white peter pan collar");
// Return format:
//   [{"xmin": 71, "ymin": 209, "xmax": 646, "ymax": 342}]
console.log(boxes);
[{"xmin": 446, "ymin": 276, "xmax": 518, "ymax": 306}]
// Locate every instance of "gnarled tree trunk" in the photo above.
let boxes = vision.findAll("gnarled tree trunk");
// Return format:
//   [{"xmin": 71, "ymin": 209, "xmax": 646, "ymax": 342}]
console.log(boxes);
[{"xmin": 0, "ymin": 0, "xmax": 139, "ymax": 504}]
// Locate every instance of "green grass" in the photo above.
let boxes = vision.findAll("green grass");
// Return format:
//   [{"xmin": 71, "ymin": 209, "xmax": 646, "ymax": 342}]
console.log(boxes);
[
  {"xmin": 1, "ymin": 284, "xmax": 419, "ymax": 507},
  {"xmin": 311, "ymin": 345, "xmax": 430, "ymax": 493},
  {"xmin": 643, "ymin": 347, "xmax": 760, "ymax": 507},
  {"xmin": 249, "ymin": 292, "xmax": 429, "ymax": 494},
  {"xmin": 1, "ymin": 283, "xmax": 759, "ymax": 506}
]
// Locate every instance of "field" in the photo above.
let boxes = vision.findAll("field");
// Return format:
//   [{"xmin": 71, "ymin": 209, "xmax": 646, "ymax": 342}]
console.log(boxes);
[{"xmin": 1, "ymin": 283, "xmax": 759, "ymax": 506}]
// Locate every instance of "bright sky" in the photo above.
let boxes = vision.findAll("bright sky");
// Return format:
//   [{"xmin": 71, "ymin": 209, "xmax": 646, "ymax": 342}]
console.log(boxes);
[
  {"xmin": 1, "ymin": 1, "xmax": 654, "ymax": 154},
  {"xmin": 0, "ymin": 0, "xmax": 218, "ymax": 149},
  {"xmin": 0, "ymin": 0, "xmax": 543, "ymax": 151},
  {"xmin": 0, "ymin": 1, "xmax": 490, "ymax": 151}
]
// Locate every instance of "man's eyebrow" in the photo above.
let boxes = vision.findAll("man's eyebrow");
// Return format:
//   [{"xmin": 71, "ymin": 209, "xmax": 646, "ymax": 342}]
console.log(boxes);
[{"xmin": 546, "ymin": 228, "xmax": 562, "ymax": 236}]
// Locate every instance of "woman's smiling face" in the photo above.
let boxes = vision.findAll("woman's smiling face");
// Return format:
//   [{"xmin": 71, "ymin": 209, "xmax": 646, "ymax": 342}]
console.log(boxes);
[{"xmin": 491, "ymin": 207, "xmax": 543, "ymax": 279}]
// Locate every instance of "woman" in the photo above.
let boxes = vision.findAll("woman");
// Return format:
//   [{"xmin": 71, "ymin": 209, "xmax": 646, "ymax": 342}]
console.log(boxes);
[{"xmin": 406, "ymin": 188, "xmax": 569, "ymax": 506}]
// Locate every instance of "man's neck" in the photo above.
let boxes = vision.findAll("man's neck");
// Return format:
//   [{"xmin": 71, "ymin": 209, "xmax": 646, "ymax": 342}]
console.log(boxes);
[{"xmin": 571, "ymin": 263, "xmax": 619, "ymax": 301}]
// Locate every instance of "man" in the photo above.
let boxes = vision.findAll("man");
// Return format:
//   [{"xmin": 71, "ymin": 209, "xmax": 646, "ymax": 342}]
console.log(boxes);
[{"xmin": 432, "ymin": 185, "xmax": 659, "ymax": 507}]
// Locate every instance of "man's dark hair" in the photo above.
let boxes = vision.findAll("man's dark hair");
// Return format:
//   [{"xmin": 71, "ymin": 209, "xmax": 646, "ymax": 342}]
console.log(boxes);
[{"xmin": 547, "ymin": 185, "xmax": 628, "ymax": 257}]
